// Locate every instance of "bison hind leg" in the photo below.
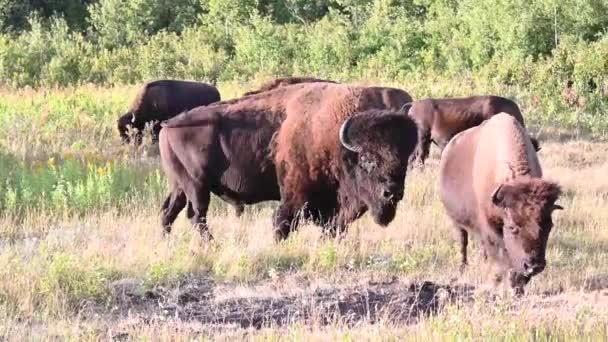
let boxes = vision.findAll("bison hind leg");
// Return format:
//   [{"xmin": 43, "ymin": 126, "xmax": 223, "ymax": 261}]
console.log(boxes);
[
  {"xmin": 161, "ymin": 188, "xmax": 188, "ymax": 236},
  {"xmin": 184, "ymin": 185, "xmax": 214, "ymax": 243}
]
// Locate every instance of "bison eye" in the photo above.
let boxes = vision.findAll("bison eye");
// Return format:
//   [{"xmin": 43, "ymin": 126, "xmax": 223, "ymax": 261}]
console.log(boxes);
[{"xmin": 506, "ymin": 224, "xmax": 520, "ymax": 235}]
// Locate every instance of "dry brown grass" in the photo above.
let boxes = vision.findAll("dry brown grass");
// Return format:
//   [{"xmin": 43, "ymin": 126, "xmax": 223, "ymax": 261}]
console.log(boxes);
[{"xmin": 0, "ymin": 139, "xmax": 607, "ymax": 340}]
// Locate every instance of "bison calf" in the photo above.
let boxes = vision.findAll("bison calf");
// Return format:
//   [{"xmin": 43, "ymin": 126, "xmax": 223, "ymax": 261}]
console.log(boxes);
[{"xmin": 439, "ymin": 113, "xmax": 563, "ymax": 294}]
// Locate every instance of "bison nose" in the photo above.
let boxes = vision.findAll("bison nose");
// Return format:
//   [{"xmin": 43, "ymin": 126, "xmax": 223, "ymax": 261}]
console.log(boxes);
[{"xmin": 523, "ymin": 260, "xmax": 546, "ymax": 276}]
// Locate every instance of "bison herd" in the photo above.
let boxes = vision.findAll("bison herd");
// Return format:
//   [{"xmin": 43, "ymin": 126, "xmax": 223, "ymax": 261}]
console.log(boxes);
[{"xmin": 116, "ymin": 77, "xmax": 563, "ymax": 294}]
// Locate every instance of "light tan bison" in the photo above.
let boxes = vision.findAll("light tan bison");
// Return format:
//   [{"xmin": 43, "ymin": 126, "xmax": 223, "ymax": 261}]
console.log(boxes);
[
  {"xmin": 439, "ymin": 113, "xmax": 563, "ymax": 294},
  {"xmin": 408, "ymin": 95, "xmax": 539, "ymax": 165}
]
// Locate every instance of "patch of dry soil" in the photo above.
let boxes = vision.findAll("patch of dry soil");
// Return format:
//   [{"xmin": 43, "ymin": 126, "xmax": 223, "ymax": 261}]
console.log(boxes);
[{"xmin": 106, "ymin": 276, "xmax": 475, "ymax": 329}]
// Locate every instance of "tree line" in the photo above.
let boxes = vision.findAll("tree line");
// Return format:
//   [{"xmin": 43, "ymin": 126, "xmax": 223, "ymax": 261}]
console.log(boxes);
[{"xmin": 0, "ymin": 0, "xmax": 605, "ymax": 90}]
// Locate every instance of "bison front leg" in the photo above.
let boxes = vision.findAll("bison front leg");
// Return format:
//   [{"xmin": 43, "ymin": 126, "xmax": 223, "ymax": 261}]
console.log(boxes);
[
  {"xmin": 233, "ymin": 203, "xmax": 245, "ymax": 218},
  {"xmin": 160, "ymin": 188, "xmax": 187, "ymax": 236},
  {"xmin": 272, "ymin": 203, "xmax": 300, "ymax": 242},
  {"xmin": 457, "ymin": 227, "xmax": 469, "ymax": 272},
  {"xmin": 410, "ymin": 130, "xmax": 431, "ymax": 168}
]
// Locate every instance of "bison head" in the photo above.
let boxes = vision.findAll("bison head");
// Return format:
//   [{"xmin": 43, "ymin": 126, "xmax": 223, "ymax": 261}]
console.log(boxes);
[
  {"xmin": 117, "ymin": 112, "xmax": 136, "ymax": 143},
  {"xmin": 339, "ymin": 110, "xmax": 418, "ymax": 226},
  {"xmin": 491, "ymin": 178, "xmax": 563, "ymax": 291}
]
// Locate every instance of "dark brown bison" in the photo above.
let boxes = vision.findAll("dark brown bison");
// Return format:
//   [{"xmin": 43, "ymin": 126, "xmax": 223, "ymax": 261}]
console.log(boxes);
[
  {"xmin": 272, "ymin": 85, "xmax": 418, "ymax": 240},
  {"xmin": 439, "ymin": 113, "xmax": 563, "ymax": 294},
  {"xmin": 158, "ymin": 82, "xmax": 415, "ymax": 240},
  {"xmin": 243, "ymin": 76, "xmax": 337, "ymax": 96},
  {"xmin": 117, "ymin": 80, "xmax": 220, "ymax": 143},
  {"xmin": 408, "ymin": 95, "xmax": 539, "ymax": 165}
]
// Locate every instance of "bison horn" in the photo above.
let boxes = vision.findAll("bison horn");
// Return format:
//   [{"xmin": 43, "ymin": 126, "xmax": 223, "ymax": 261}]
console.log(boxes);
[
  {"xmin": 399, "ymin": 102, "xmax": 412, "ymax": 114},
  {"xmin": 339, "ymin": 117, "xmax": 362, "ymax": 153},
  {"xmin": 130, "ymin": 112, "xmax": 136, "ymax": 123}
]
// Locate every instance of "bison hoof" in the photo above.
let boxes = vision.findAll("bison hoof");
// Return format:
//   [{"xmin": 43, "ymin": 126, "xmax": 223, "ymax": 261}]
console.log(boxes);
[
  {"xmin": 200, "ymin": 231, "xmax": 214, "ymax": 243},
  {"xmin": 234, "ymin": 205, "xmax": 245, "ymax": 218},
  {"xmin": 273, "ymin": 227, "xmax": 291, "ymax": 242},
  {"xmin": 511, "ymin": 286, "xmax": 525, "ymax": 297}
]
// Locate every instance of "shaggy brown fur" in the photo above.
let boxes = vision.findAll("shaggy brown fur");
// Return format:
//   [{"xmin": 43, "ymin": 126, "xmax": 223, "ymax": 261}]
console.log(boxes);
[
  {"xmin": 439, "ymin": 113, "xmax": 563, "ymax": 294},
  {"xmin": 408, "ymin": 95, "xmax": 539, "ymax": 165},
  {"xmin": 272, "ymin": 85, "xmax": 418, "ymax": 240},
  {"xmin": 117, "ymin": 80, "xmax": 220, "ymax": 144},
  {"xmin": 243, "ymin": 77, "xmax": 337, "ymax": 96},
  {"xmin": 159, "ymin": 82, "xmax": 415, "ymax": 240}
]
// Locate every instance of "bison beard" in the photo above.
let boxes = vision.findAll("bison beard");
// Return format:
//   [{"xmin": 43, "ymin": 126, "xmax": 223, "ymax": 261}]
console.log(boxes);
[{"xmin": 273, "ymin": 109, "xmax": 418, "ymax": 241}]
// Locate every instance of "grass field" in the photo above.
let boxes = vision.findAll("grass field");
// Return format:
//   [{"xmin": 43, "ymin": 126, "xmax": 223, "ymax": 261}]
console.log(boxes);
[{"xmin": 0, "ymin": 80, "xmax": 607, "ymax": 340}]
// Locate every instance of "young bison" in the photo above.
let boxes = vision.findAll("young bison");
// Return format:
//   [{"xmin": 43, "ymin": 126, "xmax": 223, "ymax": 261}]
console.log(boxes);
[{"xmin": 439, "ymin": 113, "xmax": 563, "ymax": 294}]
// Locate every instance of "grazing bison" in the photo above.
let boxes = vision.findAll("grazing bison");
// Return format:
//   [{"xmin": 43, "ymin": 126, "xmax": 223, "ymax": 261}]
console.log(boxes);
[
  {"xmin": 439, "ymin": 113, "xmax": 563, "ymax": 294},
  {"xmin": 158, "ymin": 82, "xmax": 415, "ymax": 240},
  {"xmin": 243, "ymin": 76, "xmax": 337, "ymax": 96},
  {"xmin": 272, "ymin": 85, "xmax": 418, "ymax": 240},
  {"xmin": 117, "ymin": 80, "xmax": 220, "ymax": 143},
  {"xmin": 408, "ymin": 95, "xmax": 539, "ymax": 165}
]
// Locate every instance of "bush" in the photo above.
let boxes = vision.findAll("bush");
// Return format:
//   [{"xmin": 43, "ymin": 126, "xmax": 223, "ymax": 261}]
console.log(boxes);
[
  {"xmin": 0, "ymin": 0, "xmax": 93, "ymax": 33},
  {"xmin": 0, "ymin": 0, "xmax": 604, "ymax": 102},
  {"xmin": 89, "ymin": 0, "xmax": 205, "ymax": 49}
]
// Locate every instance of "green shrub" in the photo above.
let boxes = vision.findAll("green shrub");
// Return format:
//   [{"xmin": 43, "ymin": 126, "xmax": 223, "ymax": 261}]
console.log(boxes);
[{"xmin": 89, "ymin": 0, "xmax": 205, "ymax": 49}]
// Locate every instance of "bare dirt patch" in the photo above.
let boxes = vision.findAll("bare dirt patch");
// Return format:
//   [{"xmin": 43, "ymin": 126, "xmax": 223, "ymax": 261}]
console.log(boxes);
[{"xmin": 105, "ymin": 275, "xmax": 475, "ymax": 330}]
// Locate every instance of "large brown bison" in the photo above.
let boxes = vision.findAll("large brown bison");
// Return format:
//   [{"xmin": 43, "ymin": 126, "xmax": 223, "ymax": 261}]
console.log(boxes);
[
  {"xmin": 158, "ymin": 82, "xmax": 415, "ymax": 240},
  {"xmin": 272, "ymin": 85, "xmax": 418, "ymax": 240},
  {"xmin": 117, "ymin": 80, "xmax": 220, "ymax": 143},
  {"xmin": 408, "ymin": 95, "xmax": 539, "ymax": 165},
  {"xmin": 439, "ymin": 113, "xmax": 563, "ymax": 294},
  {"xmin": 243, "ymin": 76, "xmax": 337, "ymax": 96}
]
